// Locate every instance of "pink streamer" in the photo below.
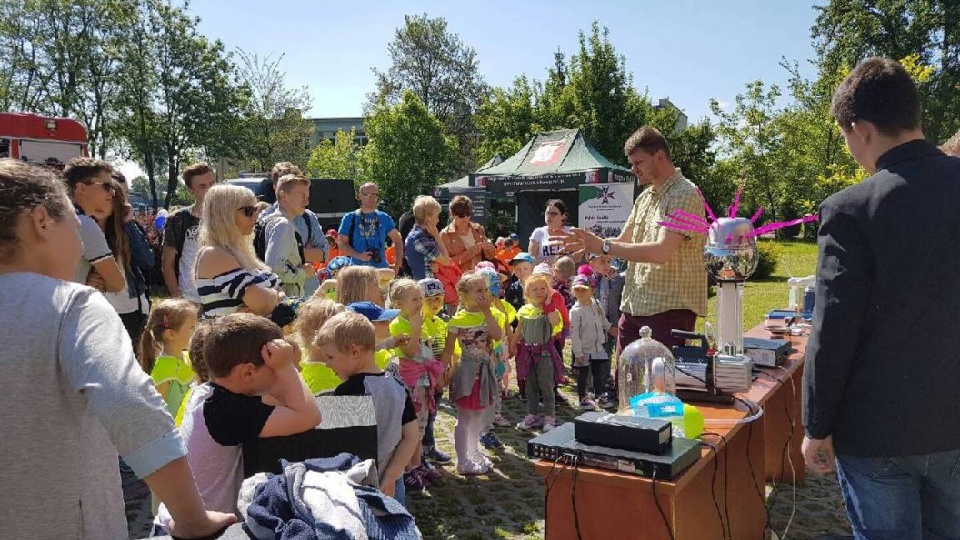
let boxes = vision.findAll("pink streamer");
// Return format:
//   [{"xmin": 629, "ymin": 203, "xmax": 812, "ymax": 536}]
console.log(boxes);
[
  {"xmin": 729, "ymin": 184, "xmax": 744, "ymax": 218},
  {"xmin": 696, "ymin": 188, "xmax": 718, "ymax": 222},
  {"xmin": 673, "ymin": 209, "xmax": 709, "ymax": 225},
  {"xmin": 749, "ymin": 207, "xmax": 764, "ymax": 223},
  {"xmin": 750, "ymin": 214, "xmax": 819, "ymax": 237}
]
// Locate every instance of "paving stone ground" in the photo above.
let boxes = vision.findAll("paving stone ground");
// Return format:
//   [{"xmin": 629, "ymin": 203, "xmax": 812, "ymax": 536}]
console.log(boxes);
[{"xmin": 125, "ymin": 380, "xmax": 852, "ymax": 540}]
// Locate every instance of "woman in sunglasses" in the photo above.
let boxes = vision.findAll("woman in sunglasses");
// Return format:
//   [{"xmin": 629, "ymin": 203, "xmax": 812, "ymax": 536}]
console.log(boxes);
[{"xmin": 193, "ymin": 184, "xmax": 283, "ymax": 318}]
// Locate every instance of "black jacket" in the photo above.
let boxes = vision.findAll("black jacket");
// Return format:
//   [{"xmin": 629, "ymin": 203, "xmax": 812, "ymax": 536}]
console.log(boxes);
[{"xmin": 803, "ymin": 139, "xmax": 960, "ymax": 457}]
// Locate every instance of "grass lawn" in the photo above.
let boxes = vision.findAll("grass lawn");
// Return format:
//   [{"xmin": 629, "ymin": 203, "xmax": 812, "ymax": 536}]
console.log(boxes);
[{"xmin": 701, "ymin": 239, "xmax": 819, "ymax": 334}]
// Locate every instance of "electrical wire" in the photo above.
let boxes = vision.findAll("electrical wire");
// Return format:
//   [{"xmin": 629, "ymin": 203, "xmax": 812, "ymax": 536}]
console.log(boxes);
[
  {"xmin": 745, "ymin": 401, "xmax": 772, "ymax": 533},
  {"xmin": 651, "ymin": 469, "xmax": 676, "ymax": 540},
  {"xmin": 543, "ymin": 453, "xmax": 564, "ymax": 532},
  {"xmin": 770, "ymin": 365, "xmax": 798, "ymax": 539},
  {"xmin": 701, "ymin": 432, "xmax": 733, "ymax": 540},
  {"xmin": 698, "ymin": 439, "xmax": 729, "ymax": 540},
  {"xmin": 756, "ymin": 367, "xmax": 799, "ymax": 539},
  {"xmin": 569, "ymin": 454, "xmax": 584, "ymax": 540}
]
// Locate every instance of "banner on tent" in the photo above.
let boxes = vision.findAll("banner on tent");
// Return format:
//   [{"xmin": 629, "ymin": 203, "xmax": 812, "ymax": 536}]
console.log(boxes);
[{"xmin": 578, "ymin": 182, "xmax": 635, "ymax": 239}]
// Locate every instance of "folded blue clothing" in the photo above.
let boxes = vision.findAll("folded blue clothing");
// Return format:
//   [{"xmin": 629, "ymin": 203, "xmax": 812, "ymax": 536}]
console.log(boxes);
[{"xmin": 245, "ymin": 454, "xmax": 419, "ymax": 540}]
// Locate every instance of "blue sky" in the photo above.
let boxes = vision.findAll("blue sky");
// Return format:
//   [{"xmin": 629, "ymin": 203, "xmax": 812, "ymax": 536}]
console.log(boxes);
[{"xmin": 189, "ymin": 0, "xmax": 823, "ymax": 123}]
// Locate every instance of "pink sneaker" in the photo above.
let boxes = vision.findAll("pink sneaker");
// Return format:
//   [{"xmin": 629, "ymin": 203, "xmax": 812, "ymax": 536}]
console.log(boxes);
[
  {"xmin": 542, "ymin": 416, "xmax": 557, "ymax": 432},
  {"xmin": 516, "ymin": 414, "xmax": 542, "ymax": 430},
  {"xmin": 493, "ymin": 413, "xmax": 512, "ymax": 427}
]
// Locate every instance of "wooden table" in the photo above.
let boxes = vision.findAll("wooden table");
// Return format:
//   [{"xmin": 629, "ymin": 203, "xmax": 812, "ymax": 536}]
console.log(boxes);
[{"xmin": 534, "ymin": 323, "xmax": 807, "ymax": 540}]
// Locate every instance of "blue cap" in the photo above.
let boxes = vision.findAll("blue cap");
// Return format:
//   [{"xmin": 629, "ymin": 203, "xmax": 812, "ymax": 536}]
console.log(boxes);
[
  {"xmin": 346, "ymin": 301, "xmax": 400, "ymax": 322},
  {"xmin": 509, "ymin": 233, "xmax": 519, "ymax": 240},
  {"xmin": 509, "ymin": 252, "xmax": 535, "ymax": 265}
]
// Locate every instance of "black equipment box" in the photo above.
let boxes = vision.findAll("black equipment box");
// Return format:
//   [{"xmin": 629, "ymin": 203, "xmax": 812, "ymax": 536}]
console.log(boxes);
[
  {"xmin": 529, "ymin": 423, "xmax": 700, "ymax": 480},
  {"xmin": 574, "ymin": 411, "xmax": 672, "ymax": 454}
]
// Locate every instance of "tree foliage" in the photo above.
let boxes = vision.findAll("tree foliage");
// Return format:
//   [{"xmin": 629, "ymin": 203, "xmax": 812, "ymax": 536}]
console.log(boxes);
[
  {"xmin": 306, "ymin": 128, "xmax": 364, "ymax": 181},
  {"xmin": 113, "ymin": 0, "xmax": 246, "ymax": 209},
  {"xmin": 812, "ymin": 0, "xmax": 960, "ymax": 143},
  {"xmin": 361, "ymin": 91, "xmax": 459, "ymax": 218},
  {"xmin": 369, "ymin": 14, "xmax": 487, "ymax": 170},
  {"xmin": 234, "ymin": 50, "xmax": 313, "ymax": 173}
]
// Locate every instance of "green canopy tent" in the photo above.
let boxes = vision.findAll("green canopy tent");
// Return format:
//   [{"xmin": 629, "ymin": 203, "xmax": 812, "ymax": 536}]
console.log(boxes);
[{"xmin": 467, "ymin": 129, "xmax": 635, "ymax": 249}]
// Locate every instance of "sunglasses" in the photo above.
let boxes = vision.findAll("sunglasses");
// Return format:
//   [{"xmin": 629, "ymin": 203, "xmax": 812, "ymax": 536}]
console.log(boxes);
[
  {"xmin": 85, "ymin": 180, "xmax": 118, "ymax": 194},
  {"xmin": 238, "ymin": 205, "xmax": 257, "ymax": 217}
]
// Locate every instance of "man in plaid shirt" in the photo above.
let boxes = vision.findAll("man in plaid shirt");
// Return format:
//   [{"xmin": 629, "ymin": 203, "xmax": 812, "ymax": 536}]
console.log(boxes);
[{"xmin": 553, "ymin": 127, "xmax": 707, "ymax": 351}]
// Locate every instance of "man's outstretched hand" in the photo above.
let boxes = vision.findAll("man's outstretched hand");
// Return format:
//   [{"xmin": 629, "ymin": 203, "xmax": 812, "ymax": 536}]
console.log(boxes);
[{"xmin": 549, "ymin": 228, "xmax": 603, "ymax": 258}]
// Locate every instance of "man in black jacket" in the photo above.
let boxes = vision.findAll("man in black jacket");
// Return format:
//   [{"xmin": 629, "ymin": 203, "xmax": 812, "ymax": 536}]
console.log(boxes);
[{"xmin": 803, "ymin": 57, "xmax": 960, "ymax": 539}]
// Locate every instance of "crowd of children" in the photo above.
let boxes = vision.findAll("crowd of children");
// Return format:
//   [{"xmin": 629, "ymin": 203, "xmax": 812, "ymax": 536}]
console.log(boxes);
[{"xmin": 134, "ymin": 241, "xmax": 623, "ymax": 533}]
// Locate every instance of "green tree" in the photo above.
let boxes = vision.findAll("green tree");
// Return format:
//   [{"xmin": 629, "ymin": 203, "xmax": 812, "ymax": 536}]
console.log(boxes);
[
  {"xmin": 710, "ymin": 81, "xmax": 792, "ymax": 225},
  {"xmin": 115, "ymin": 0, "xmax": 246, "ymax": 209},
  {"xmin": 812, "ymin": 0, "xmax": 960, "ymax": 143},
  {"xmin": 306, "ymin": 128, "xmax": 364, "ymax": 180},
  {"xmin": 234, "ymin": 50, "xmax": 313, "ymax": 173},
  {"xmin": 552, "ymin": 22, "xmax": 651, "ymax": 165},
  {"xmin": 474, "ymin": 76, "xmax": 539, "ymax": 162},
  {"xmin": 0, "ymin": 0, "xmax": 128, "ymax": 158},
  {"xmin": 476, "ymin": 22, "xmax": 658, "ymax": 166},
  {"xmin": 361, "ymin": 91, "xmax": 459, "ymax": 217},
  {"xmin": 369, "ymin": 14, "xmax": 487, "ymax": 169}
]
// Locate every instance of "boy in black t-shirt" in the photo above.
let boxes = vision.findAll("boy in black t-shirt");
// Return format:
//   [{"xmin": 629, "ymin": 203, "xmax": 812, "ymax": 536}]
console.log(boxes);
[
  {"xmin": 201, "ymin": 314, "xmax": 322, "ymax": 497},
  {"xmin": 312, "ymin": 311, "xmax": 418, "ymax": 505}
]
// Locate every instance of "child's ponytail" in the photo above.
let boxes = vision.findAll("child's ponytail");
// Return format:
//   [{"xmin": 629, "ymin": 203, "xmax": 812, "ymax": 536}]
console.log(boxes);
[{"xmin": 138, "ymin": 298, "xmax": 198, "ymax": 374}]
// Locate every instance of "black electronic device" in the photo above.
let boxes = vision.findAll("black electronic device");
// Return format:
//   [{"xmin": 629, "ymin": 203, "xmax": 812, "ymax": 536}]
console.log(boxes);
[
  {"xmin": 529, "ymin": 423, "xmax": 701, "ymax": 480},
  {"xmin": 671, "ymin": 329, "xmax": 737, "ymax": 405},
  {"xmin": 574, "ymin": 411, "xmax": 672, "ymax": 455}
]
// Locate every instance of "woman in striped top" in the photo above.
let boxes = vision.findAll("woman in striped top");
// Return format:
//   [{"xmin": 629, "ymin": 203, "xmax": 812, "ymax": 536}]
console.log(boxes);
[{"xmin": 194, "ymin": 184, "xmax": 282, "ymax": 318}]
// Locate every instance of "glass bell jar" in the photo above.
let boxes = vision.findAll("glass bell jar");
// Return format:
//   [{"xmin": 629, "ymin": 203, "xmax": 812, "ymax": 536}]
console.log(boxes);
[{"xmin": 618, "ymin": 326, "xmax": 677, "ymax": 412}]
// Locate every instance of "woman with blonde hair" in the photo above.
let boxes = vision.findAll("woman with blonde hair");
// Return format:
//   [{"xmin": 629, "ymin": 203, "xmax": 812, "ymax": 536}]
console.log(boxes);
[{"xmin": 194, "ymin": 184, "xmax": 282, "ymax": 317}]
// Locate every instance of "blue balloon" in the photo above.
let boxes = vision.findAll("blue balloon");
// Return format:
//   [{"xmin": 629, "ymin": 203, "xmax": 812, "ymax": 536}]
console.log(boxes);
[{"xmin": 154, "ymin": 209, "xmax": 168, "ymax": 230}]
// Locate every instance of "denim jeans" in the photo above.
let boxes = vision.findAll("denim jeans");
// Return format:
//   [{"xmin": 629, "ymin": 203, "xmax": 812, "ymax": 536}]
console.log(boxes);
[
  {"xmin": 836, "ymin": 449, "xmax": 960, "ymax": 540},
  {"xmin": 393, "ymin": 477, "xmax": 406, "ymax": 507}
]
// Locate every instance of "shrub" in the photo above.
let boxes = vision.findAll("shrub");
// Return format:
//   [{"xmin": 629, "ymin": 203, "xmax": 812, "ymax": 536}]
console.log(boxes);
[{"xmin": 753, "ymin": 240, "xmax": 782, "ymax": 280}]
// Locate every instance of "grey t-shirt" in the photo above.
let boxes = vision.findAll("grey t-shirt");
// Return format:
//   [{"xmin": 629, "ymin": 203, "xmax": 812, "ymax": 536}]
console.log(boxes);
[
  {"xmin": 74, "ymin": 212, "xmax": 113, "ymax": 284},
  {"xmin": 0, "ymin": 273, "xmax": 185, "ymax": 539}
]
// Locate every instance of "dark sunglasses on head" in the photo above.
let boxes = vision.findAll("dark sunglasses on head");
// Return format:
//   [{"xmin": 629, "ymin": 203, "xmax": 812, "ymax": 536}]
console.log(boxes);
[{"xmin": 238, "ymin": 205, "xmax": 257, "ymax": 217}]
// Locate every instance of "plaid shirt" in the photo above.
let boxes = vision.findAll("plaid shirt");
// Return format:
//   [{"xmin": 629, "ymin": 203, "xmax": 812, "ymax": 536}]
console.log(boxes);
[
  {"xmin": 406, "ymin": 225, "xmax": 442, "ymax": 279},
  {"xmin": 620, "ymin": 169, "xmax": 708, "ymax": 317}
]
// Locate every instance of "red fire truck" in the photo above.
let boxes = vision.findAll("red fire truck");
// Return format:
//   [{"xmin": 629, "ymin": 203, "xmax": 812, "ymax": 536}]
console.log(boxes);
[{"xmin": 0, "ymin": 112, "xmax": 88, "ymax": 168}]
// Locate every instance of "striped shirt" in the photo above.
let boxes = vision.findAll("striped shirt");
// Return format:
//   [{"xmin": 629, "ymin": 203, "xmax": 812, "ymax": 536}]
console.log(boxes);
[
  {"xmin": 196, "ymin": 268, "xmax": 281, "ymax": 318},
  {"xmin": 620, "ymin": 169, "xmax": 708, "ymax": 317}
]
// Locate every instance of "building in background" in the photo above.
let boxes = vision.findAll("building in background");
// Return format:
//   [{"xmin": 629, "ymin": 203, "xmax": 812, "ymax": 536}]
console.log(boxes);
[
  {"xmin": 654, "ymin": 98, "xmax": 688, "ymax": 134},
  {"xmin": 309, "ymin": 117, "xmax": 367, "ymax": 146}
]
